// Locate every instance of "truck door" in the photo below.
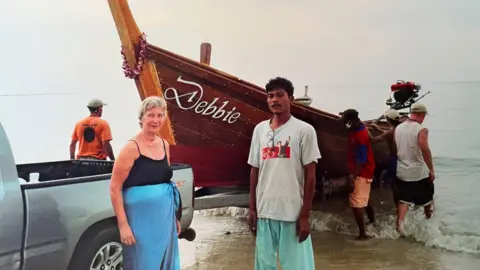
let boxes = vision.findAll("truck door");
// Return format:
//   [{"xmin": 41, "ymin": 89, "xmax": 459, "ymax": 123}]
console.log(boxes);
[{"xmin": 0, "ymin": 123, "xmax": 25, "ymax": 270}]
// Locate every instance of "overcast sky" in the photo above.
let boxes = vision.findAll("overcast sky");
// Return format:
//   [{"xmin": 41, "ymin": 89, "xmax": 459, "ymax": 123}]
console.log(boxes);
[
  {"xmin": 1, "ymin": 0, "xmax": 478, "ymax": 92},
  {"xmin": 0, "ymin": 0, "xmax": 478, "ymax": 162}
]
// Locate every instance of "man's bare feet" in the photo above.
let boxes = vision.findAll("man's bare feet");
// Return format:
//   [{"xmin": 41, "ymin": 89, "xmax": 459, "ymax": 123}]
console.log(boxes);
[
  {"xmin": 424, "ymin": 204, "xmax": 434, "ymax": 219},
  {"xmin": 396, "ymin": 220, "xmax": 405, "ymax": 235}
]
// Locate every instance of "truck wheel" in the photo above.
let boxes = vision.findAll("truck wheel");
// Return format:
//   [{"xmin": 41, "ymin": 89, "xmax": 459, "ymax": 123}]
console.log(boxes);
[{"xmin": 69, "ymin": 224, "xmax": 123, "ymax": 270}]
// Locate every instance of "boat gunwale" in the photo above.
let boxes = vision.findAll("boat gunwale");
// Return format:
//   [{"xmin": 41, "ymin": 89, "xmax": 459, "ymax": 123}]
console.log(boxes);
[{"xmin": 145, "ymin": 43, "xmax": 346, "ymax": 121}]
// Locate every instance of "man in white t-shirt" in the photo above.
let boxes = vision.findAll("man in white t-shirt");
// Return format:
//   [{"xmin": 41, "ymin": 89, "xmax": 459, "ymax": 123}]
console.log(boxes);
[
  {"xmin": 247, "ymin": 77, "xmax": 322, "ymax": 270},
  {"xmin": 393, "ymin": 103, "xmax": 435, "ymax": 233}
]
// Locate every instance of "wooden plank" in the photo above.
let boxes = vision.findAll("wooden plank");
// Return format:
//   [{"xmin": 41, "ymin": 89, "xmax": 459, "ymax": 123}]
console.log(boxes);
[
  {"xmin": 156, "ymin": 67, "xmax": 272, "ymax": 125},
  {"xmin": 150, "ymin": 54, "xmax": 347, "ymax": 135},
  {"xmin": 171, "ymin": 126, "xmax": 209, "ymax": 145},
  {"xmin": 169, "ymin": 145, "xmax": 250, "ymax": 187},
  {"xmin": 200, "ymin": 43, "xmax": 212, "ymax": 65},
  {"xmin": 167, "ymin": 103, "xmax": 251, "ymax": 147},
  {"xmin": 153, "ymin": 59, "xmax": 269, "ymax": 108},
  {"xmin": 168, "ymin": 104, "xmax": 255, "ymax": 141},
  {"xmin": 146, "ymin": 45, "xmax": 342, "ymax": 120},
  {"xmin": 150, "ymin": 50, "xmax": 272, "ymax": 110}
]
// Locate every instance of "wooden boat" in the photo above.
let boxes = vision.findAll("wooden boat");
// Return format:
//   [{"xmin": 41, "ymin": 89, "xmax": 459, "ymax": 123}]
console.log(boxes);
[{"xmin": 107, "ymin": 0, "xmax": 398, "ymax": 192}]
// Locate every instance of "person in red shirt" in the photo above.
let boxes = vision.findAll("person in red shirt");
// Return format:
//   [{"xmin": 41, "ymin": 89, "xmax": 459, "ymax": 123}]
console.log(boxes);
[{"xmin": 341, "ymin": 109, "xmax": 376, "ymax": 240}]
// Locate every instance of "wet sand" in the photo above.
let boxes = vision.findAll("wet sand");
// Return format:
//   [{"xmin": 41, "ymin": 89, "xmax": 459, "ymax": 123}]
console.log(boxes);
[
  {"xmin": 180, "ymin": 215, "xmax": 480, "ymax": 270},
  {"xmin": 179, "ymin": 215, "xmax": 480, "ymax": 270}
]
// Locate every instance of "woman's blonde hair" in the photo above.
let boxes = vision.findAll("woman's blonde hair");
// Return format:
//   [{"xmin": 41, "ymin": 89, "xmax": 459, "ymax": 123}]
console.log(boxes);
[{"xmin": 138, "ymin": 96, "xmax": 168, "ymax": 127}]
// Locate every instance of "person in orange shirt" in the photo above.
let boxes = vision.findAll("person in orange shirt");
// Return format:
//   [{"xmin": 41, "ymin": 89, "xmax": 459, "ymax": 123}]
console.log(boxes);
[{"xmin": 70, "ymin": 99, "xmax": 115, "ymax": 160}]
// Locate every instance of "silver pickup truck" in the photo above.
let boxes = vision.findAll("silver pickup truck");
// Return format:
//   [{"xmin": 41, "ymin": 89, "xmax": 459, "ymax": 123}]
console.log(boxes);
[{"xmin": 0, "ymin": 122, "xmax": 196, "ymax": 270}]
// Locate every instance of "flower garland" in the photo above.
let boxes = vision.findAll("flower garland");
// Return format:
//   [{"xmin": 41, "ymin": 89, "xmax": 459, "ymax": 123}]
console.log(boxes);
[{"xmin": 121, "ymin": 33, "xmax": 147, "ymax": 79}]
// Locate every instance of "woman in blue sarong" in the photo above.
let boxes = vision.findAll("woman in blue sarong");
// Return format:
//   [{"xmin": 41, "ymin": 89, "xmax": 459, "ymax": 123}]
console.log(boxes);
[{"xmin": 110, "ymin": 96, "xmax": 181, "ymax": 270}]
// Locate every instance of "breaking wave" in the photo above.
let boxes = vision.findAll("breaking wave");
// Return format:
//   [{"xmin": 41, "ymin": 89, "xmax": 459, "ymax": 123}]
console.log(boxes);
[
  {"xmin": 195, "ymin": 205, "xmax": 480, "ymax": 255},
  {"xmin": 194, "ymin": 155, "xmax": 480, "ymax": 255}
]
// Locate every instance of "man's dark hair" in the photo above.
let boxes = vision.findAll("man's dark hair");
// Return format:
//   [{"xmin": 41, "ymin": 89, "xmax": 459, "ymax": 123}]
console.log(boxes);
[
  {"xmin": 265, "ymin": 77, "xmax": 294, "ymax": 97},
  {"xmin": 340, "ymin": 109, "xmax": 360, "ymax": 122}
]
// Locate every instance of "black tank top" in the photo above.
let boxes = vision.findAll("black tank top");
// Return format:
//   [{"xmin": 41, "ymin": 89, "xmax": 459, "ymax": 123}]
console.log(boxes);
[{"xmin": 122, "ymin": 139, "xmax": 173, "ymax": 190}]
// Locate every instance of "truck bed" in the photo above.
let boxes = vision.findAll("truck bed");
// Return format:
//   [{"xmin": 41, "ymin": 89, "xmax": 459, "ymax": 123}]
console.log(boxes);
[{"xmin": 17, "ymin": 160, "xmax": 113, "ymax": 183}]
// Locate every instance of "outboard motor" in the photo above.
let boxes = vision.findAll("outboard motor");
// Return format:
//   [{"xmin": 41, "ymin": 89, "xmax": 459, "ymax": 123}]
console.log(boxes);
[
  {"xmin": 390, "ymin": 80, "xmax": 421, "ymax": 104},
  {"xmin": 377, "ymin": 80, "xmax": 431, "ymax": 122},
  {"xmin": 386, "ymin": 80, "xmax": 422, "ymax": 110}
]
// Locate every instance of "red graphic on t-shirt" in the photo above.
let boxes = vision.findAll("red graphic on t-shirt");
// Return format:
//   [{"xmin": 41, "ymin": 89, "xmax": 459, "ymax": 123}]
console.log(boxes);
[{"xmin": 262, "ymin": 137, "xmax": 291, "ymax": 160}]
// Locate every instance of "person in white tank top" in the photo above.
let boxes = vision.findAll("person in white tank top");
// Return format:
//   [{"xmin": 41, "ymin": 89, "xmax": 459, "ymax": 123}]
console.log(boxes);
[
  {"xmin": 395, "ymin": 121, "xmax": 430, "ymax": 181},
  {"xmin": 393, "ymin": 103, "xmax": 435, "ymax": 234}
]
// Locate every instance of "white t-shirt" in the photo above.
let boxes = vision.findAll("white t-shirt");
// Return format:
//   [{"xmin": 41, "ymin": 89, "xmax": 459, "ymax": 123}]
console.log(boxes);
[
  {"xmin": 247, "ymin": 116, "xmax": 322, "ymax": 222},
  {"xmin": 395, "ymin": 121, "xmax": 430, "ymax": 181}
]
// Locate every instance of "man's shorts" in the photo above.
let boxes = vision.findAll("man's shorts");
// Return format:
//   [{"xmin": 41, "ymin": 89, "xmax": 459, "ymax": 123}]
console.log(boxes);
[
  {"xmin": 349, "ymin": 176, "xmax": 373, "ymax": 208},
  {"xmin": 396, "ymin": 176, "xmax": 434, "ymax": 206},
  {"xmin": 255, "ymin": 218, "xmax": 314, "ymax": 270}
]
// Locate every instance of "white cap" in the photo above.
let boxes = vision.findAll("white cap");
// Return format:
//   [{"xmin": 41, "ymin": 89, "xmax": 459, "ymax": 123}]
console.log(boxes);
[
  {"xmin": 385, "ymin": 109, "xmax": 400, "ymax": 120},
  {"xmin": 411, "ymin": 103, "xmax": 428, "ymax": 114},
  {"xmin": 87, "ymin": 98, "xmax": 107, "ymax": 108}
]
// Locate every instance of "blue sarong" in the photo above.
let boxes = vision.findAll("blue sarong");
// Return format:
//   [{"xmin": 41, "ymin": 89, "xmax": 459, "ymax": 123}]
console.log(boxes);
[{"xmin": 122, "ymin": 182, "xmax": 180, "ymax": 270}]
